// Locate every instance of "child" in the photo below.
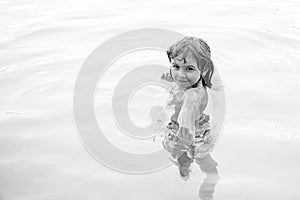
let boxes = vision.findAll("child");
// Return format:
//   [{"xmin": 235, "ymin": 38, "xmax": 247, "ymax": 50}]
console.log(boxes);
[{"xmin": 160, "ymin": 37, "xmax": 220, "ymax": 197}]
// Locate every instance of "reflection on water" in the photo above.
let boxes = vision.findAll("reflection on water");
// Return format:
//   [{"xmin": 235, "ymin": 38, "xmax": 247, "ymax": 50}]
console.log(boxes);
[
  {"xmin": 196, "ymin": 154, "xmax": 220, "ymax": 200},
  {"xmin": 197, "ymin": 154, "xmax": 220, "ymax": 200},
  {"xmin": 176, "ymin": 153, "xmax": 220, "ymax": 200}
]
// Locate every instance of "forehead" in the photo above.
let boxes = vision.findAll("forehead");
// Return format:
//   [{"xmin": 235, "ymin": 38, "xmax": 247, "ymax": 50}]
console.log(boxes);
[{"xmin": 171, "ymin": 54, "xmax": 197, "ymax": 66}]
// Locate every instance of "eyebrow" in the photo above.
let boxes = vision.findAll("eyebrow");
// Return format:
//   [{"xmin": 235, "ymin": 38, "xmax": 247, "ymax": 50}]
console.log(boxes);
[
  {"xmin": 186, "ymin": 65, "xmax": 196, "ymax": 68},
  {"xmin": 183, "ymin": 64, "xmax": 197, "ymax": 68},
  {"xmin": 172, "ymin": 63, "xmax": 196, "ymax": 67}
]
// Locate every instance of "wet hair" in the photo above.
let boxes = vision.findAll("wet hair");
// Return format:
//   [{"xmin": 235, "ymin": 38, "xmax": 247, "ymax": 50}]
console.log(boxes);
[{"xmin": 167, "ymin": 37, "xmax": 214, "ymax": 89}]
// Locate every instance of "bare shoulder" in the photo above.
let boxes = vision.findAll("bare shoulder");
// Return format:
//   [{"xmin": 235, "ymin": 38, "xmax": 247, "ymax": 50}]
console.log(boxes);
[{"xmin": 183, "ymin": 87, "xmax": 207, "ymax": 101}]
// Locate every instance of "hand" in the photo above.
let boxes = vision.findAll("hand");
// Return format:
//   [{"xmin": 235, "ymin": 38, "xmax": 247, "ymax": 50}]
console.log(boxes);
[
  {"xmin": 161, "ymin": 72, "xmax": 173, "ymax": 82},
  {"xmin": 177, "ymin": 127, "xmax": 194, "ymax": 146},
  {"xmin": 194, "ymin": 143, "xmax": 215, "ymax": 159}
]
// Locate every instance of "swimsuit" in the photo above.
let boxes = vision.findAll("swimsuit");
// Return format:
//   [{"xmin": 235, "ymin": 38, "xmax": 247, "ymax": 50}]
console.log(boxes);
[
  {"xmin": 161, "ymin": 85, "xmax": 215, "ymax": 168},
  {"xmin": 162, "ymin": 113, "xmax": 214, "ymax": 165}
]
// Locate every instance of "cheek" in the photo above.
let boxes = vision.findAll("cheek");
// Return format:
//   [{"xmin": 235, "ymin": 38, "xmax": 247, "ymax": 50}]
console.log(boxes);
[
  {"xmin": 170, "ymin": 68, "xmax": 178, "ymax": 77},
  {"xmin": 191, "ymin": 71, "xmax": 201, "ymax": 80}
]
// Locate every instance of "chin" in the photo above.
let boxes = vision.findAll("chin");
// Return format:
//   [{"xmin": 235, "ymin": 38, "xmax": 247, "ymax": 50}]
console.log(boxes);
[{"xmin": 177, "ymin": 83, "xmax": 190, "ymax": 89}]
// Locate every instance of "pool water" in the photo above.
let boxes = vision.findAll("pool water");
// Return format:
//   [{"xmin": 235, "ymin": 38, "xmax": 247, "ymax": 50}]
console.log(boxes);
[{"xmin": 0, "ymin": 0, "xmax": 300, "ymax": 199}]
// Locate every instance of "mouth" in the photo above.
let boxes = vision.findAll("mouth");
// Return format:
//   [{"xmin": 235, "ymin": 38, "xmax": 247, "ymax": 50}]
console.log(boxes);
[{"xmin": 176, "ymin": 80, "xmax": 188, "ymax": 83}]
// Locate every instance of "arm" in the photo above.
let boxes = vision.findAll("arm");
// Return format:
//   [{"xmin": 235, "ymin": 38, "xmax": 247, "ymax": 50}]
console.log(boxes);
[{"xmin": 177, "ymin": 89, "xmax": 201, "ymax": 146}]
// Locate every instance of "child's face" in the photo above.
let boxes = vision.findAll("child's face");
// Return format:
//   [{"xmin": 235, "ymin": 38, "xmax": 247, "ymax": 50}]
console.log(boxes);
[{"xmin": 170, "ymin": 55, "xmax": 201, "ymax": 89}]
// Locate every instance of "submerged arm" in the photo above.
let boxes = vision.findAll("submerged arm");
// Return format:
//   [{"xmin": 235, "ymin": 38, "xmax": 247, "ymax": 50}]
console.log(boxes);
[{"xmin": 177, "ymin": 89, "xmax": 202, "ymax": 145}]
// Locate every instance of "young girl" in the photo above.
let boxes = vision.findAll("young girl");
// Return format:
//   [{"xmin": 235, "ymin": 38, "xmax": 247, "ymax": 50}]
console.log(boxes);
[{"xmin": 160, "ymin": 37, "xmax": 219, "ymax": 187}]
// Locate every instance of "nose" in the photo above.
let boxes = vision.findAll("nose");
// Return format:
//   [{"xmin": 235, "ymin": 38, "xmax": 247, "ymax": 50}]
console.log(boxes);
[{"xmin": 177, "ymin": 69, "xmax": 187, "ymax": 78}]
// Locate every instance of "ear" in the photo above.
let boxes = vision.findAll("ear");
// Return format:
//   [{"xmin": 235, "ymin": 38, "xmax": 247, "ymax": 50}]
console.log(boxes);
[
  {"xmin": 201, "ymin": 60, "xmax": 214, "ymax": 88},
  {"xmin": 199, "ymin": 58, "xmax": 207, "ymax": 71}
]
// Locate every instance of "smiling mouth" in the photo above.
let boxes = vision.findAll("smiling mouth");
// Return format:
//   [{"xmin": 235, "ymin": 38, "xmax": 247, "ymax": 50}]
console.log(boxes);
[{"xmin": 177, "ymin": 80, "xmax": 188, "ymax": 82}]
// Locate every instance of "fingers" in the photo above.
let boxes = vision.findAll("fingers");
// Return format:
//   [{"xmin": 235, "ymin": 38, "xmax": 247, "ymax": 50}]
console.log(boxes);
[
  {"xmin": 165, "ymin": 73, "xmax": 173, "ymax": 81},
  {"xmin": 194, "ymin": 144, "xmax": 213, "ymax": 155},
  {"xmin": 160, "ymin": 73, "xmax": 164, "ymax": 79},
  {"xmin": 161, "ymin": 72, "xmax": 173, "ymax": 82}
]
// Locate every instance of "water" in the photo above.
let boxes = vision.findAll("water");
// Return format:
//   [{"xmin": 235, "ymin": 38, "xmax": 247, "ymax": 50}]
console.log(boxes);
[{"xmin": 1, "ymin": 0, "xmax": 300, "ymax": 199}]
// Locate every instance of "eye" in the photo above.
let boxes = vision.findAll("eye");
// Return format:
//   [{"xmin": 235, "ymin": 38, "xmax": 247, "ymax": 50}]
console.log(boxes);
[
  {"xmin": 172, "ymin": 65, "xmax": 179, "ymax": 69},
  {"xmin": 187, "ymin": 67, "xmax": 194, "ymax": 71}
]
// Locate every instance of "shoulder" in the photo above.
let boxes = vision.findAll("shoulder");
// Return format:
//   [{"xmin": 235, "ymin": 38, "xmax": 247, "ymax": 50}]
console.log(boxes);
[{"xmin": 183, "ymin": 87, "xmax": 207, "ymax": 102}]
